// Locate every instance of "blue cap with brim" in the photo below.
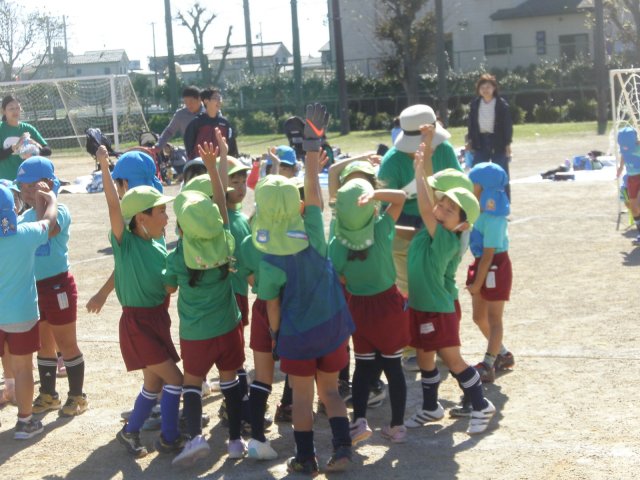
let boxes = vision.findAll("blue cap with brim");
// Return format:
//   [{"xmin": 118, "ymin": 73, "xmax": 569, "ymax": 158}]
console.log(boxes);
[
  {"xmin": 618, "ymin": 126, "xmax": 638, "ymax": 151},
  {"xmin": 267, "ymin": 146, "xmax": 297, "ymax": 167},
  {"xmin": 0, "ymin": 179, "xmax": 20, "ymax": 192},
  {"xmin": 16, "ymin": 156, "xmax": 60, "ymax": 195},
  {"xmin": 0, "ymin": 185, "xmax": 18, "ymax": 237},
  {"xmin": 112, "ymin": 151, "xmax": 163, "ymax": 193},
  {"xmin": 469, "ymin": 162, "xmax": 510, "ymax": 216}
]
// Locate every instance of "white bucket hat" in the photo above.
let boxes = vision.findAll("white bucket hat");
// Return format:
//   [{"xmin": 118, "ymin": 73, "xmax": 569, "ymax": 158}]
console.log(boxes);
[{"xmin": 394, "ymin": 104, "xmax": 451, "ymax": 154}]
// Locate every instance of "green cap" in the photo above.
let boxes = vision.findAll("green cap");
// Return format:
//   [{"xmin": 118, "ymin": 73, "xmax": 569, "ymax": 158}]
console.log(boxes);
[
  {"xmin": 339, "ymin": 160, "xmax": 376, "ymax": 184},
  {"xmin": 227, "ymin": 156, "xmax": 251, "ymax": 177},
  {"xmin": 182, "ymin": 174, "xmax": 233, "ymax": 198},
  {"xmin": 120, "ymin": 185, "xmax": 173, "ymax": 220},
  {"xmin": 252, "ymin": 175, "xmax": 308, "ymax": 255},
  {"xmin": 334, "ymin": 178, "xmax": 376, "ymax": 251},
  {"xmin": 174, "ymin": 190, "xmax": 235, "ymax": 270},
  {"xmin": 427, "ymin": 168, "xmax": 473, "ymax": 193},
  {"xmin": 435, "ymin": 187, "xmax": 480, "ymax": 225}
]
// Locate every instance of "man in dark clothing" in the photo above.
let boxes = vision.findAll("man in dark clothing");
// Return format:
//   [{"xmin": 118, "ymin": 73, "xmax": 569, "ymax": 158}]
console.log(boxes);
[{"xmin": 183, "ymin": 88, "xmax": 239, "ymax": 159}]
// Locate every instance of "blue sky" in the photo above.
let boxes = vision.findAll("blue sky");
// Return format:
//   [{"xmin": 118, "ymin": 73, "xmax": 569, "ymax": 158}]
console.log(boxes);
[{"xmin": 20, "ymin": 0, "xmax": 330, "ymax": 68}]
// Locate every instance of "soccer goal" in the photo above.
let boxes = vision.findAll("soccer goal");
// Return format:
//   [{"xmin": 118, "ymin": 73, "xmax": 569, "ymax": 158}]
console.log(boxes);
[
  {"xmin": 609, "ymin": 68, "xmax": 640, "ymax": 228},
  {"xmin": 0, "ymin": 75, "xmax": 148, "ymax": 152}
]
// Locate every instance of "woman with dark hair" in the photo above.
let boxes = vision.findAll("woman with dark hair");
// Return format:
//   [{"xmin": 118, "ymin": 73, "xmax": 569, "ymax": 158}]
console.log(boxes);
[
  {"xmin": 0, "ymin": 95, "xmax": 52, "ymax": 181},
  {"xmin": 467, "ymin": 74, "xmax": 513, "ymax": 200}
]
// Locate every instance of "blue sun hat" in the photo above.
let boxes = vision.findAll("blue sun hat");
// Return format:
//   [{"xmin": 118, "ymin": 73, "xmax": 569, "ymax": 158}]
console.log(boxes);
[
  {"xmin": 16, "ymin": 156, "xmax": 60, "ymax": 195},
  {"xmin": 0, "ymin": 184, "xmax": 17, "ymax": 237},
  {"xmin": 267, "ymin": 146, "xmax": 297, "ymax": 167},
  {"xmin": 112, "ymin": 151, "xmax": 163, "ymax": 192},
  {"xmin": 468, "ymin": 162, "xmax": 510, "ymax": 216}
]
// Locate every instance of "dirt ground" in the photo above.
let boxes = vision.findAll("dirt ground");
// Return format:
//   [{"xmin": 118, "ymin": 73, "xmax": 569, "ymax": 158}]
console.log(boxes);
[{"xmin": 2, "ymin": 131, "xmax": 640, "ymax": 480}]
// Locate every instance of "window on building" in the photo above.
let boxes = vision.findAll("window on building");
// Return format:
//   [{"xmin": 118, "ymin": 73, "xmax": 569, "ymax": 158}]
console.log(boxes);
[
  {"xmin": 559, "ymin": 34, "xmax": 589, "ymax": 60},
  {"xmin": 484, "ymin": 34, "xmax": 512, "ymax": 56},
  {"xmin": 104, "ymin": 67, "xmax": 111, "ymax": 75},
  {"xmin": 536, "ymin": 31, "xmax": 546, "ymax": 55}
]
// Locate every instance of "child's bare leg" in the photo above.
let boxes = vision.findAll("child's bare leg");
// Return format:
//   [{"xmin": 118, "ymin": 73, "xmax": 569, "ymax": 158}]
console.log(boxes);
[
  {"xmin": 472, "ymin": 294, "xmax": 490, "ymax": 340},
  {"xmin": 316, "ymin": 370, "xmax": 346, "ymax": 419},
  {"xmin": 2, "ymin": 347, "xmax": 13, "ymax": 378},
  {"xmin": 289, "ymin": 375, "xmax": 315, "ymax": 431},
  {"xmin": 487, "ymin": 301, "xmax": 506, "ymax": 357},
  {"xmin": 13, "ymin": 353, "xmax": 35, "ymax": 417}
]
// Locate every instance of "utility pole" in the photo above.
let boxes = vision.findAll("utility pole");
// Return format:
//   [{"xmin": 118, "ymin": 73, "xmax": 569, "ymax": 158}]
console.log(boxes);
[
  {"xmin": 594, "ymin": 0, "xmax": 608, "ymax": 135},
  {"xmin": 435, "ymin": 0, "xmax": 449, "ymax": 125},
  {"xmin": 63, "ymin": 15, "xmax": 69, "ymax": 77},
  {"xmin": 291, "ymin": 0, "xmax": 303, "ymax": 112},
  {"xmin": 164, "ymin": 0, "xmax": 178, "ymax": 111},
  {"xmin": 243, "ymin": 0, "xmax": 255, "ymax": 75},
  {"xmin": 331, "ymin": 0, "xmax": 349, "ymax": 134},
  {"xmin": 151, "ymin": 22, "xmax": 158, "ymax": 90}
]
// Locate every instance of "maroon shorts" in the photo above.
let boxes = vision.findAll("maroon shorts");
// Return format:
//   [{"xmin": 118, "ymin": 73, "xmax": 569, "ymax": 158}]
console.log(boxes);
[
  {"xmin": 0, "ymin": 322, "xmax": 40, "ymax": 356},
  {"xmin": 454, "ymin": 299, "xmax": 462, "ymax": 322},
  {"xmin": 466, "ymin": 251, "xmax": 512, "ymax": 302},
  {"xmin": 280, "ymin": 341, "xmax": 349, "ymax": 377},
  {"xmin": 235, "ymin": 293, "xmax": 249, "ymax": 327},
  {"xmin": 409, "ymin": 309, "xmax": 460, "ymax": 352},
  {"xmin": 181, "ymin": 323, "xmax": 245, "ymax": 377},
  {"xmin": 250, "ymin": 298, "xmax": 272, "ymax": 353},
  {"xmin": 119, "ymin": 302, "xmax": 180, "ymax": 372},
  {"xmin": 349, "ymin": 285, "xmax": 409, "ymax": 356},
  {"xmin": 628, "ymin": 174, "xmax": 640, "ymax": 200},
  {"xmin": 36, "ymin": 271, "xmax": 78, "ymax": 326}
]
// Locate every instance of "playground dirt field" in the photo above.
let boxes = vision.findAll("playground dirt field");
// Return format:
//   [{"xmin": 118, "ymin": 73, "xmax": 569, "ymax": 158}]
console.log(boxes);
[{"xmin": 1, "ymin": 131, "xmax": 640, "ymax": 479}]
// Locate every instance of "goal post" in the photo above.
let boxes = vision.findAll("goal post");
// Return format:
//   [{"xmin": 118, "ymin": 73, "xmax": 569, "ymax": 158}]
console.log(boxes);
[
  {"xmin": 0, "ymin": 74, "xmax": 148, "ymax": 152},
  {"xmin": 609, "ymin": 68, "xmax": 640, "ymax": 228}
]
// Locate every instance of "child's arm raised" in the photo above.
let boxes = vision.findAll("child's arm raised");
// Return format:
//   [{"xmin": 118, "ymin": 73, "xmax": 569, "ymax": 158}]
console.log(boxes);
[
  {"xmin": 34, "ymin": 188, "xmax": 58, "ymax": 235},
  {"xmin": 97, "ymin": 145, "xmax": 125, "ymax": 243},
  {"xmin": 198, "ymin": 141, "xmax": 229, "ymax": 226},
  {"xmin": 358, "ymin": 189, "xmax": 406, "ymax": 223},
  {"xmin": 328, "ymin": 154, "xmax": 372, "ymax": 201},
  {"xmin": 303, "ymin": 103, "xmax": 330, "ymax": 209},
  {"xmin": 215, "ymin": 127, "xmax": 229, "ymax": 191},
  {"xmin": 414, "ymin": 138, "xmax": 438, "ymax": 237},
  {"xmin": 267, "ymin": 147, "xmax": 281, "ymax": 176}
]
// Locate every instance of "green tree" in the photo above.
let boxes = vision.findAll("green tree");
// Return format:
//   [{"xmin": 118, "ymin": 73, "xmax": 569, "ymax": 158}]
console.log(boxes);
[
  {"xmin": 603, "ymin": 0, "xmax": 640, "ymax": 63},
  {"xmin": 176, "ymin": 2, "xmax": 232, "ymax": 86},
  {"xmin": 375, "ymin": 0, "xmax": 435, "ymax": 104}
]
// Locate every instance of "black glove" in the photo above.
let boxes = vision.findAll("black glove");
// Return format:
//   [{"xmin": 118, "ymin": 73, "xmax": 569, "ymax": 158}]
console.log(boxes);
[{"xmin": 302, "ymin": 103, "xmax": 330, "ymax": 153}]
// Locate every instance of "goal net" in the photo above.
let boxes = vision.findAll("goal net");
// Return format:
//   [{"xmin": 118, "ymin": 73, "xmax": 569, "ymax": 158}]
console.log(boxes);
[
  {"xmin": 0, "ymin": 75, "xmax": 148, "ymax": 152},
  {"xmin": 609, "ymin": 68, "xmax": 640, "ymax": 225}
]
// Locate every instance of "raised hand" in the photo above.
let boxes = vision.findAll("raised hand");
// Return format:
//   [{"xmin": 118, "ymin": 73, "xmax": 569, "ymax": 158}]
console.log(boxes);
[
  {"xmin": 303, "ymin": 103, "xmax": 330, "ymax": 153},
  {"xmin": 214, "ymin": 127, "xmax": 228, "ymax": 158},
  {"xmin": 198, "ymin": 142, "xmax": 220, "ymax": 171}
]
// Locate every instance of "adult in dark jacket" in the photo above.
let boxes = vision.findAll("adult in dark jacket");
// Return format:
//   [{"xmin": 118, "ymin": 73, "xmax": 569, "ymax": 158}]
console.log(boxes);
[
  {"xmin": 467, "ymin": 74, "xmax": 513, "ymax": 200},
  {"xmin": 183, "ymin": 87, "xmax": 238, "ymax": 160}
]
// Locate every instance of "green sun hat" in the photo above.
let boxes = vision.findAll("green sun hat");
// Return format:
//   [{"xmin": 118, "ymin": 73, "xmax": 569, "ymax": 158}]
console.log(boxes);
[
  {"xmin": 252, "ymin": 175, "xmax": 308, "ymax": 255},
  {"xmin": 174, "ymin": 190, "xmax": 235, "ymax": 270},
  {"xmin": 427, "ymin": 168, "xmax": 473, "ymax": 193},
  {"xmin": 182, "ymin": 174, "xmax": 233, "ymax": 197},
  {"xmin": 334, "ymin": 178, "xmax": 376, "ymax": 251},
  {"xmin": 339, "ymin": 160, "xmax": 376, "ymax": 184},
  {"xmin": 435, "ymin": 187, "xmax": 480, "ymax": 225},
  {"xmin": 120, "ymin": 185, "xmax": 174, "ymax": 221},
  {"xmin": 227, "ymin": 156, "xmax": 251, "ymax": 177}
]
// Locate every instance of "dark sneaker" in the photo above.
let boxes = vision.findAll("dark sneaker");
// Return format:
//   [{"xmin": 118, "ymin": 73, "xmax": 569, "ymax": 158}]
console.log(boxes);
[
  {"xmin": 325, "ymin": 445, "xmax": 353, "ymax": 472},
  {"xmin": 287, "ymin": 456, "xmax": 320, "ymax": 476},
  {"xmin": 368, "ymin": 380, "xmax": 386, "ymax": 408},
  {"xmin": 274, "ymin": 403, "xmax": 292, "ymax": 423},
  {"xmin": 155, "ymin": 434, "xmax": 186, "ymax": 454},
  {"xmin": 14, "ymin": 418, "xmax": 44, "ymax": 440},
  {"xmin": 117, "ymin": 426, "xmax": 148, "ymax": 458},
  {"xmin": 494, "ymin": 352, "xmax": 515, "ymax": 371},
  {"xmin": 449, "ymin": 396, "xmax": 473, "ymax": 418},
  {"xmin": 474, "ymin": 362, "xmax": 496, "ymax": 383}
]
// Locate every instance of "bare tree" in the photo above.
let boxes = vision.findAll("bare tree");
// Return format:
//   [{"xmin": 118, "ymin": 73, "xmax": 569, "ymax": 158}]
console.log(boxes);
[
  {"xmin": 0, "ymin": 1, "xmax": 63, "ymax": 80},
  {"xmin": 176, "ymin": 2, "xmax": 232, "ymax": 85},
  {"xmin": 601, "ymin": 0, "xmax": 640, "ymax": 63},
  {"xmin": 375, "ymin": 0, "xmax": 435, "ymax": 105}
]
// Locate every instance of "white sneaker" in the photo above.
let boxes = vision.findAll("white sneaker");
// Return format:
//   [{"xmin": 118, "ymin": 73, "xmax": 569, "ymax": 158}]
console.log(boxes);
[
  {"xmin": 227, "ymin": 438, "xmax": 247, "ymax": 459},
  {"xmin": 172, "ymin": 435, "xmax": 210, "ymax": 467},
  {"xmin": 404, "ymin": 403, "xmax": 445, "ymax": 428},
  {"xmin": 349, "ymin": 417, "xmax": 373, "ymax": 445},
  {"xmin": 467, "ymin": 399, "xmax": 496, "ymax": 435},
  {"xmin": 247, "ymin": 438, "xmax": 278, "ymax": 460},
  {"xmin": 381, "ymin": 424, "xmax": 407, "ymax": 443}
]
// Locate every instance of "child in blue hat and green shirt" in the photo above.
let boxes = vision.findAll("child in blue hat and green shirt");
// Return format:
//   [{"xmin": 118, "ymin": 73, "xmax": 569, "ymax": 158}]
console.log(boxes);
[
  {"xmin": 0, "ymin": 182, "xmax": 58, "ymax": 439},
  {"xmin": 254, "ymin": 104, "xmax": 355, "ymax": 475},
  {"xmin": 466, "ymin": 162, "xmax": 514, "ymax": 383}
]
